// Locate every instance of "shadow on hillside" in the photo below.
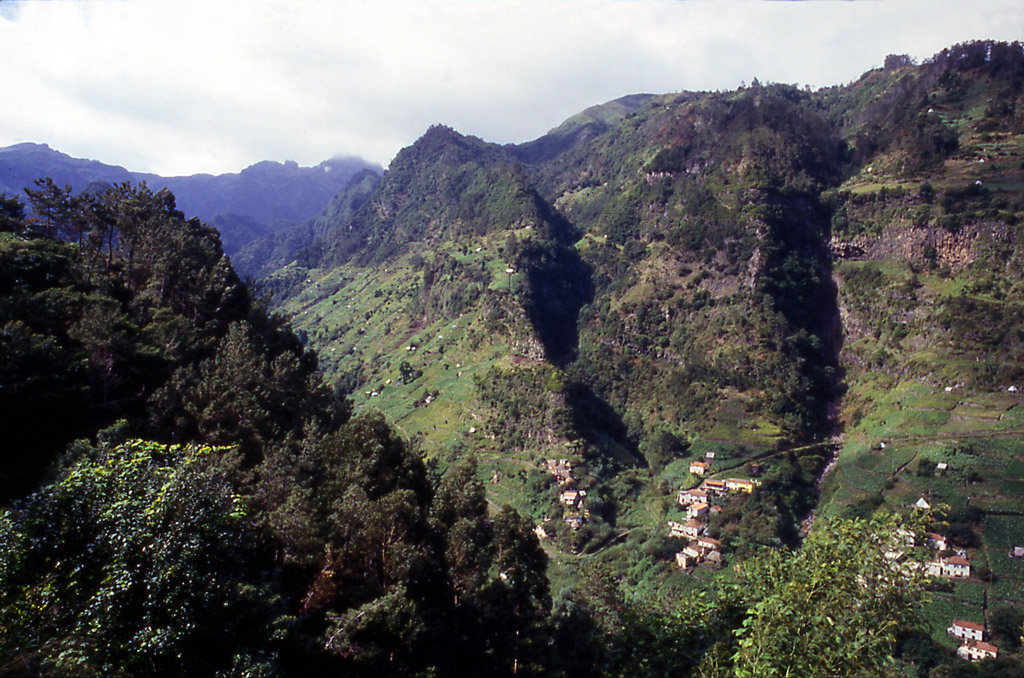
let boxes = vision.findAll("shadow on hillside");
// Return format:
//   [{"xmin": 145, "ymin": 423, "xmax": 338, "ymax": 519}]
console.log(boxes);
[
  {"xmin": 518, "ymin": 240, "xmax": 594, "ymax": 366},
  {"xmin": 566, "ymin": 382, "xmax": 642, "ymax": 470}
]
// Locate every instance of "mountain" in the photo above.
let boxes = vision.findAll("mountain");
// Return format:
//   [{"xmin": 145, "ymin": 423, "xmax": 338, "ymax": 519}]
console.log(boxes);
[
  {"xmin": 133, "ymin": 156, "xmax": 381, "ymax": 253},
  {"xmin": 230, "ymin": 168, "xmax": 382, "ymax": 280},
  {"xmin": 3, "ymin": 39, "xmax": 1024, "ymax": 677},
  {"xmin": 0, "ymin": 181, "xmax": 551, "ymax": 678},
  {"xmin": 0, "ymin": 142, "xmax": 381, "ymax": 255},
  {"xmin": 510, "ymin": 92, "xmax": 658, "ymax": 165},
  {"xmin": 258, "ymin": 40, "xmax": 1024, "ymax": 657},
  {"xmin": 0, "ymin": 142, "xmax": 135, "ymax": 194}
]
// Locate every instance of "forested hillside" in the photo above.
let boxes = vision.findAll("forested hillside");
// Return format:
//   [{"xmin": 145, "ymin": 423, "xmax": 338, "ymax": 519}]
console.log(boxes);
[
  {"xmin": 259, "ymin": 40, "xmax": 1024, "ymax": 675},
  {"xmin": 3, "ymin": 40, "xmax": 1024, "ymax": 677}
]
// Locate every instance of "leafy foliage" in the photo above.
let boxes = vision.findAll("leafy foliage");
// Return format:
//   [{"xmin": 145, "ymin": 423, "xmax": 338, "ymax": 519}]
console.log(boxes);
[
  {"xmin": 700, "ymin": 514, "xmax": 929, "ymax": 678},
  {"xmin": 0, "ymin": 440, "xmax": 283, "ymax": 676}
]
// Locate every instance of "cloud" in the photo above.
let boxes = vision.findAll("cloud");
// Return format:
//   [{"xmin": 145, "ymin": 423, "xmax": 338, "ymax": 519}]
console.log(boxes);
[{"xmin": 1, "ymin": 0, "xmax": 1020, "ymax": 175}]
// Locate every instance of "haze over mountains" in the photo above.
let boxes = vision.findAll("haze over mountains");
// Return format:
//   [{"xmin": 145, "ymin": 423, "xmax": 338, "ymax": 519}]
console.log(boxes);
[{"xmin": 0, "ymin": 141, "xmax": 381, "ymax": 255}]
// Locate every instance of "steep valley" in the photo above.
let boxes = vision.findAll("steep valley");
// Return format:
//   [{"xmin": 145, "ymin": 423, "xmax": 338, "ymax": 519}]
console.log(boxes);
[
  {"xmin": 253, "ymin": 44, "xmax": 1024, "ymax": 631},
  {"xmin": 4, "ymin": 39, "xmax": 1024, "ymax": 676}
]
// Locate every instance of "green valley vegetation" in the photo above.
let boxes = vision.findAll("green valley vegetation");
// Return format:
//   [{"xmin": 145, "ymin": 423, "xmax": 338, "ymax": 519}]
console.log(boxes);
[{"xmin": 3, "ymin": 39, "xmax": 1024, "ymax": 676}]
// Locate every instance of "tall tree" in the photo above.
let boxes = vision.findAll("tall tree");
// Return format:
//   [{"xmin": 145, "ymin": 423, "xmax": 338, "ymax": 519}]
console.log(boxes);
[
  {"xmin": 699, "ymin": 514, "xmax": 929, "ymax": 678},
  {"xmin": 23, "ymin": 177, "xmax": 72, "ymax": 239}
]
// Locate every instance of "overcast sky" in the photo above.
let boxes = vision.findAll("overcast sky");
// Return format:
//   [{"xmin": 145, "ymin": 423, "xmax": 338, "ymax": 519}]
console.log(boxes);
[{"xmin": 0, "ymin": 0, "xmax": 1020, "ymax": 176}]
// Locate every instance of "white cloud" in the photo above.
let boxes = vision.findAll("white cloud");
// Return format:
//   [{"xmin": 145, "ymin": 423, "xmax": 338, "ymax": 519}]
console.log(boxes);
[{"xmin": 0, "ymin": 0, "xmax": 1020, "ymax": 175}]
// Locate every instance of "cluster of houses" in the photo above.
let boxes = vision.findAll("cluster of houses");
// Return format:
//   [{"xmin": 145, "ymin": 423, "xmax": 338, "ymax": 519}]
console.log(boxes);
[
  {"xmin": 545, "ymin": 459, "xmax": 574, "ymax": 487},
  {"xmin": 534, "ymin": 459, "xmax": 590, "ymax": 539},
  {"xmin": 560, "ymin": 487, "xmax": 589, "ymax": 530},
  {"xmin": 923, "ymin": 532, "xmax": 972, "ymax": 579},
  {"xmin": 948, "ymin": 619, "xmax": 999, "ymax": 662},
  {"xmin": 884, "ymin": 530, "xmax": 974, "ymax": 579},
  {"xmin": 878, "ymin": 527, "xmax": 1008, "ymax": 665},
  {"xmin": 669, "ymin": 469, "xmax": 762, "ymax": 571},
  {"xmin": 883, "ymin": 531, "xmax": 1003, "ymax": 663}
]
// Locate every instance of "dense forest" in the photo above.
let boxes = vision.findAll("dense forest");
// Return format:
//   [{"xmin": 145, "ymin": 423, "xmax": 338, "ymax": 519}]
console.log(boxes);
[
  {"xmin": 0, "ymin": 190, "xmax": 932, "ymax": 676},
  {"xmin": 3, "ymin": 40, "xmax": 1024, "ymax": 677}
]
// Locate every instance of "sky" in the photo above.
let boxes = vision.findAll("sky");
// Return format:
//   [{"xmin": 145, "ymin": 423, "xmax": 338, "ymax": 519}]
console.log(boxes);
[{"xmin": 0, "ymin": 0, "xmax": 1021, "ymax": 177}]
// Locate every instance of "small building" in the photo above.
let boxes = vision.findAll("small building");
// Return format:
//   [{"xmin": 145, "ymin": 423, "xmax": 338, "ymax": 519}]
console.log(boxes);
[
  {"xmin": 928, "ymin": 556, "xmax": 971, "ymax": 578},
  {"xmin": 896, "ymin": 529, "xmax": 916, "ymax": 547},
  {"xmin": 697, "ymin": 536, "xmax": 722, "ymax": 552},
  {"xmin": 675, "ymin": 551, "xmax": 694, "ymax": 569},
  {"xmin": 705, "ymin": 550, "xmax": 724, "ymax": 567},
  {"xmin": 678, "ymin": 488, "xmax": 708, "ymax": 506},
  {"xmin": 565, "ymin": 516, "xmax": 584, "ymax": 530},
  {"xmin": 690, "ymin": 460, "xmax": 710, "ymax": 476},
  {"xmin": 545, "ymin": 459, "xmax": 575, "ymax": 486},
  {"xmin": 936, "ymin": 462, "xmax": 948, "ymax": 472},
  {"xmin": 725, "ymin": 478, "xmax": 757, "ymax": 494},
  {"xmin": 534, "ymin": 524, "xmax": 548, "ymax": 540},
  {"xmin": 948, "ymin": 619, "xmax": 985, "ymax": 642},
  {"xmin": 668, "ymin": 521, "xmax": 688, "ymax": 538},
  {"xmin": 560, "ymin": 489, "xmax": 586, "ymax": 508},
  {"xmin": 705, "ymin": 451, "xmax": 716, "ymax": 460},
  {"xmin": 926, "ymin": 533, "xmax": 948, "ymax": 551},
  {"xmin": 957, "ymin": 640, "xmax": 998, "ymax": 662},
  {"xmin": 1010, "ymin": 546, "xmax": 1024, "ymax": 559},
  {"xmin": 680, "ymin": 519, "xmax": 705, "ymax": 540},
  {"xmin": 687, "ymin": 502, "xmax": 709, "ymax": 519},
  {"xmin": 915, "ymin": 497, "xmax": 932, "ymax": 510},
  {"xmin": 705, "ymin": 479, "xmax": 727, "ymax": 495},
  {"xmin": 682, "ymin": 544, "xmax": 702, "ymax": 559},
  {"xmin": 945, "ymin": 555, "xmax": 971, "ymax": 578},
  {"xmin": 749, "ymin": 462, "xmax": 764, "ymax": 476}
]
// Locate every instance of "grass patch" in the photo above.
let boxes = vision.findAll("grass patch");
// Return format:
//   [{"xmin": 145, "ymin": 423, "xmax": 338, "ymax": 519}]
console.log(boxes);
[
  {"xmin": 984, "ymin": 514, "xmax": 1024, "ymax": 549},
  {"xmin": 923, "ymin": 596, "xmax": 984, "ymax": 646}
]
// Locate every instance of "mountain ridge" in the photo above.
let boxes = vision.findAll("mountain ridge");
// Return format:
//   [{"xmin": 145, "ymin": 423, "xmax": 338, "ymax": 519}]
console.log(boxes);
[
  {"xmin": 261, "ymin": 43, "xmax": 1024, "ymax": 589},
  {"xmin": 0, "ymin": 141, "xmax": 381, "ymax": 256}
]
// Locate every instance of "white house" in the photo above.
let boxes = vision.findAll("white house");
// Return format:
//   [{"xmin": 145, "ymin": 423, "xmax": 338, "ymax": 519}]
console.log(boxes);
[
  {"xmin": 704, "ymin": 479, "xmax": 727, "ymax": 495},
  {"xmin": 948, "ymin": 619, "xmax": 985, "ymax": 642},
  {"xmin": 689, "ymin": 460, "xmax": 710, "ymax": 476},
  {"xmin": 928, "ymin": 556, "xmax": 971, "ymax": 578},
  {"xmin": 687, "ymin": 502, "xmax": 709, "ymax": 519},
  {"xmin": 680, "ymin": 519, "xmax": 705, "ymax": 539},
  {"xmin": 697, "ymin": 536, "xmax": 722, "ymax": 552},
  {"xmin": 678, "ymin": 488, "xmax": 708, "ymax": 506},
  {"xmin": 957, "ymin": 641, "xmax": 998, "ymax": 662},
  {"xmin": 945, "ymin": 555, "xmax": 971, "ymax": 578}
]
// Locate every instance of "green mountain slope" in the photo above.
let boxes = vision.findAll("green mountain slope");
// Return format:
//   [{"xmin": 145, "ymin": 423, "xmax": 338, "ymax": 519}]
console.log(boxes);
[{"xmin": 260, "ymin": 40, "xmax": 1024, "ymax": 659}]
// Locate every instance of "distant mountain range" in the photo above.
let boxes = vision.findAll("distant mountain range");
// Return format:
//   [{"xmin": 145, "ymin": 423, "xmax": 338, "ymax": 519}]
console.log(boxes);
[{"xmin": 0, "ymin": 142, "xmax": 381, "ymax": 255}]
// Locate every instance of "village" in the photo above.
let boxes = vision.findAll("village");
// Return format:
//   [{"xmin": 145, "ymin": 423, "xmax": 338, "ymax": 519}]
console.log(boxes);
[
  {"xmin": 532, "ymin": 447, "xmax": 1022, "ymax": 665},
  {"xmin": 879, "ymin": 502, "xmax": 1024, "ymax": 663},
  {"xmin": 533, "ymin": 458, "xmax": 590, "ymax": 541},
  {"xmin": 669, "ymin": 454, "xmax": 762, "ymax": 570}
]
